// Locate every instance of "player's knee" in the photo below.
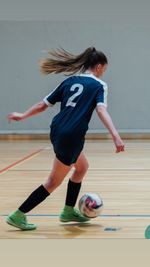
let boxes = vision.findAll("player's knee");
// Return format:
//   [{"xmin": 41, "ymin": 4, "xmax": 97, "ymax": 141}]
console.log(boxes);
[
  {"xmin": 76, "ymin": 162, "xmax": 89, "ymax": 176},
  {"xmin": 86, "ymin": 161, "xmax": 89, "ymax": 171},
  {"xmin": 45, "ymin": 177, "xmax": 62, "ymax": 191},
  {"xmin": 82, "ymin": 161, "xmax": 89, "ymax": 173}
]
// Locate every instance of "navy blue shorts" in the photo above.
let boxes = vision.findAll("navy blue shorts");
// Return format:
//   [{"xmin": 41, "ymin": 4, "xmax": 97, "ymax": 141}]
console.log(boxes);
[{"xmin": 50, "ymin": 130, "xmax": 85, "ymax": 166}]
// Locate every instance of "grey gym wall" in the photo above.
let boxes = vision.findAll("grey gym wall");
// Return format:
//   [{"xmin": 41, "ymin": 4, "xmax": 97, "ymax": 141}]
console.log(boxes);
[{"xmin": 0, "ymin": 0, "xmax": 150, "ymax": 134}]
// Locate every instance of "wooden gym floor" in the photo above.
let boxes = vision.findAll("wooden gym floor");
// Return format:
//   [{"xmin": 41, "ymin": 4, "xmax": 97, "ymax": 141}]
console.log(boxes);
[{"xmin": 0, "ymin": 139, "xmax": 150, "ymax": 239}]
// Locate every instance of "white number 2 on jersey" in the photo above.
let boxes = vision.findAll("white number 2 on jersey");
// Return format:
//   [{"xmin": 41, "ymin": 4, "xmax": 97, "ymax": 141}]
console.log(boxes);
[{"xmin": 66, "ymin": 83, "xmax": 84, "ymax": 107}]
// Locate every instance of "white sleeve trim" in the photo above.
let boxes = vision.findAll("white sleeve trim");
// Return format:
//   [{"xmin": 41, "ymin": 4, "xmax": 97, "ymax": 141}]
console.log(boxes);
[
  {"xmin": 96, "ymin": 84, "xmax": 108, "ymax": 107},
  {"xmin": 43, "ymin": 84, "xmax": 60, "ymax": 107},
  {"xmin": 96, "ymin": 102, "xmax": 107, "ymax": 107},
  {"xmin": 43, "ymin": 98, "xmax": 53, "ymax": 107}
]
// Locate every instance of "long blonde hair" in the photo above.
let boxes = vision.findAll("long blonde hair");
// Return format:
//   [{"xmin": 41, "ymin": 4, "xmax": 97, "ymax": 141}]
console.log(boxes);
[{"xmin": 39, "ymin": 47, "xmax": 108, "ymax": 75}]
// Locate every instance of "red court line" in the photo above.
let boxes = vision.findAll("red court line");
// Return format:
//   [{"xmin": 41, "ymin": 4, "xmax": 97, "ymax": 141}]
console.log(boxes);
[{"xmin": 0, "ymin": 148, "xmax": 45, "ymax": 174}]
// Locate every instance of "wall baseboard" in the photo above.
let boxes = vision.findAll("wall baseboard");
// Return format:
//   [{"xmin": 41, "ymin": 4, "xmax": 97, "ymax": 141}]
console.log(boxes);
[{"xmin": 0, "ymin": 133, "xmax": 150, "ymax": 140}]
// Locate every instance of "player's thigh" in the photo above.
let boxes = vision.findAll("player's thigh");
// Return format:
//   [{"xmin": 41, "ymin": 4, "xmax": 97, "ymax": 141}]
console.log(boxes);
[
  {"xmin": 44, "ymin": 157, "xmax": 72, "ymax": 191},
  {"xmin": 50, "ymin": 157, "xmax": 72, "ymax": 180},
  {"xmin": 74, "ymin": 152, "xmax": 89, "ymax": 173}
]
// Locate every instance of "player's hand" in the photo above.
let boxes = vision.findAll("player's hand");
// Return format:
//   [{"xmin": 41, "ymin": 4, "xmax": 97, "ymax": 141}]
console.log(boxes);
[
  {"xmin": 7, "ymin": 112, "xmax": 24, "ymax": 122},
  {"xmin": 113, "ymin": 135, "xmax": 125, "ymax": 153}
]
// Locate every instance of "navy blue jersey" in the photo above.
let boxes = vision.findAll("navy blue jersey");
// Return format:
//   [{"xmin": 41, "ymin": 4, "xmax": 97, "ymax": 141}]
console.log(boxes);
[
  {"xmin": 43, "ymin": 72, "xmax": 108, "ymax": 136},
  {"xmin": 43, "ymin": 72, "xmax": 108, "ymax": 165}
]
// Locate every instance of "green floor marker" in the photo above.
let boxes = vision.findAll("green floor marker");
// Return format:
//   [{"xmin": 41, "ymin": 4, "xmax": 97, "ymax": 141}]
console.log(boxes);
[{"xmin": 145, "ymin": 225, "xmax": 150, "ymax": 239}]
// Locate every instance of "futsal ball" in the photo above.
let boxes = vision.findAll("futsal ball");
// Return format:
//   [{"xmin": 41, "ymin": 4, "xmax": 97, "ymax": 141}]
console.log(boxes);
[{"xmin": 78, "ymin": 193, "xmax": 103, "ymax": 218}]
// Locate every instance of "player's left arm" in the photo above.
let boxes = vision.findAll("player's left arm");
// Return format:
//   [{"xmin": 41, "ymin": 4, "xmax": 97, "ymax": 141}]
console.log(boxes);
[
  {"xmin": 96, "ymin": 105, "xmax": 125, "ymax": 153},
  {"xmin": 7, "ymin": 101, "xmax": 48, "ymax": 121}
]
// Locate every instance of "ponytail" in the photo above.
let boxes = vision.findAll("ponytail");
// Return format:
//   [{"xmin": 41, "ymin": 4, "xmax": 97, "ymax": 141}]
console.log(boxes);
[{"xmin": 39, "ymin": 47, "xmax": 108, "ymax": 75}]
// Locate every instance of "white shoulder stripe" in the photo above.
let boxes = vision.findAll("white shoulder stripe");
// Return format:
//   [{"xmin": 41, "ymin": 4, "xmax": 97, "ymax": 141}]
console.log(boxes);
[
  {"xmin": 101, "ymin": 84, "xmax": 108, "ymax": 107},
  {"xmin": 79, "ymin": 72, "xmax": 108, "ymax": 87},
  {"xmin": 79, "ymin": 72, "xmax": 108, "ymax": 107}
]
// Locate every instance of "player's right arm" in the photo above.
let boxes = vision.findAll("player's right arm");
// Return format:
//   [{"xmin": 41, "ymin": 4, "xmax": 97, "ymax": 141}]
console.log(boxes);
[
  {"xmin": 7, "ymin": 79, "xmax": 65, "ymax": 122},
  {"xmin": 96, "ymin": 105, "xmax": 125, "ymax": 153},
  {"xmin": 7, "ymin": 101, "xmax": 48, "ymax": 121}
]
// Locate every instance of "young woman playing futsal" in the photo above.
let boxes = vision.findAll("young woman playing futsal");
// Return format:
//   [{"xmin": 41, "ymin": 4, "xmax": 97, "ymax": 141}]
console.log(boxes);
[{"xmin": 6, "ymin": 47, "xmax": 124, "ymax": 230}]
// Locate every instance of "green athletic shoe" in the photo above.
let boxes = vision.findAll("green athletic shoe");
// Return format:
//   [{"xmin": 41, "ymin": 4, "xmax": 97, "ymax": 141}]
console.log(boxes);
[
  {"xmin": 6, "ymin": 210, "xmax": 37, "ymax": 230},
  {"xmin": 145, "ymin": 225, "xmax": 150, "ymax": 239},
  {"xmin": 59, "ymin": 205, "xmax": 90, "ymax": 223}
]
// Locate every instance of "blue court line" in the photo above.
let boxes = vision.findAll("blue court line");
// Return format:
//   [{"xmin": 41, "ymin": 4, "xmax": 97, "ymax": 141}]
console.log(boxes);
[{"xmin": 1, "ymin": 214, "xmax": 150, "ymax": 218}]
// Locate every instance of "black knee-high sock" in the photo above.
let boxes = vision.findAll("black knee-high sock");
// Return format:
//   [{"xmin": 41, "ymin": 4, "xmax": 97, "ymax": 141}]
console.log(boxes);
[
  {"xmin": 65, "ymin": 180, "xmax": 81, "ymax": 207},
  {"xmin": 19, "ymin": 185, "xmax": 50, "ymax": 213}
]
